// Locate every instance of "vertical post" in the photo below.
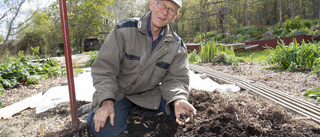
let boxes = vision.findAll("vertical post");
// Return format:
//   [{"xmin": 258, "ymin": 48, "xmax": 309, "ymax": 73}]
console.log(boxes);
[{"xmin": 58, "ymin": 0, "xmax": 79, "ymax": 129}]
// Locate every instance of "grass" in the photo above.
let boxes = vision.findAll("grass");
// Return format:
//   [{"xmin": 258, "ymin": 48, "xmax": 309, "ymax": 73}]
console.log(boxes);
[
  {"xmin": 73, "ymin": 68, "xmax": 84, "ymax": 74},
  {"xmin": 236, "ymin": 50, "xmax": 271, "ymax": 63}
]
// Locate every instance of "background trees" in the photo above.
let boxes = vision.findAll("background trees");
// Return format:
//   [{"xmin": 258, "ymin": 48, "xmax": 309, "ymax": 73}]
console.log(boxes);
[
  {"xmin": 173, "ymin": 0, "xmax": 320, "ymax": 42},
  {"xmin": 0, "ymin": 0, "xmax": 319, "ymax": 59}
]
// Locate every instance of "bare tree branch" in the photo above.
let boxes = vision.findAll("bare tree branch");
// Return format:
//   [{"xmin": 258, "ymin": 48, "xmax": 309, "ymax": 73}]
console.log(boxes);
[
  {"xmin": 1, "ymin": 0, "xmax": 25, "ymax": 51},
  {"xmin": 0, "ymin": 8, "xmax": 13, "ymax": 21}
]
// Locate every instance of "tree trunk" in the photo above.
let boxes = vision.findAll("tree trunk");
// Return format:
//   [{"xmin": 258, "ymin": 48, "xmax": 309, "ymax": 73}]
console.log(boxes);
[
  {"xmin": 244, "ymin": 3, "xmax": 248, "ymax": 27},
  {"xmin": 302, "ymin": 0, "xmax": 305, "ymax": 19},
  {"xmin": 188, "ymin": 19, "xmax": 191, "ymax": 43},
  {"xmin": 314, "ymin": 0, "xmax": 317, "ymax": 18},
  {"xmin": 291, "ymin": 0, "xmax": 295, "ymax": 18},
  {"xmin": 279, "ymin": 0, "xmax": 282, "ymax": 27},
  {"xmin": 81, "ymin": 37, "xmax": 85, "ymax": 53},
  {"xmin": 274, "ymin": 0, "xmax": 277, "ymax": 24},
  {"xmin": 266, "ymin": 0, "xmax": 270, "ymax": 25}
]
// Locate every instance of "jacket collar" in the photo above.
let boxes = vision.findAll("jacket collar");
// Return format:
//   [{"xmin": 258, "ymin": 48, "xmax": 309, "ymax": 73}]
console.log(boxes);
[{"xmin": 138, "ymin": 11, "xmax": 177, "ymax": 43}]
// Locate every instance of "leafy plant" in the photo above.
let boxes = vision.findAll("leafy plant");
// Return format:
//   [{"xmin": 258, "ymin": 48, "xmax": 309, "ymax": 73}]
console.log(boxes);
[
  {"xmin": 250, "ymin": 31, "xmax": 263, "ymax": 39},
  {"xmin": 188, "ymin": 50, "xmax": 199, "ymax": 63},
  {"xmin": 30, "ymin": 46, "xmax": 40, "ymax": 57},
  {"xmin": 0, "ymin": 57, "xmax": 65, "ymax": 89},
  {"xmin": 198, "ymin": 41, "xmax": 237, "ymax": 65},
  {"xmin": 302, "ymin": 69, "xmax": 320, "ymax": 101},
  {"xmin": 266, "ymin": 39, "xmax": 320, "ymax": 71},
  {"xmin": 86, "ymin": 51, "xmax": 98, "ymax": 67}
]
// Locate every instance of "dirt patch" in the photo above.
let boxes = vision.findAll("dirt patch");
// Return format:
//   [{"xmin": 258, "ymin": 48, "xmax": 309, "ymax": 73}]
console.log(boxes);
[
  {"xmin": 121, "ymin": 91, "xmax": 320, "ymax": 137},
  {"xmin": 1, "ymin": 60, "xmax": 320, "ymax": 136}
]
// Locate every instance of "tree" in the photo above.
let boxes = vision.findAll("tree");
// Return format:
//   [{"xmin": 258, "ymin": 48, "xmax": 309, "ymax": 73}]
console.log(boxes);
[
  {"xmin": 0, "ymin": 0, "xmax": 40, "ymax": 54},
  {"xmin": 108, "ymin": 0, "xmax": 149, "ymax": 24},
  {"xmin": 64, "ymin": 0, "xmax": 115, "ymax": 52},
  {"xmin": 18, "ymin": 11, "xmax": 51, "ymax": 55}
]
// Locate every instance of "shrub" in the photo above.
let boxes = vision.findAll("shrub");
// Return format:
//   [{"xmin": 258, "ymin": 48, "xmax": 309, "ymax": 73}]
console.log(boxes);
[
  {"xmin": 250, "ymin": 31, "xmax": 263, "ymax": 39},
  {"xmin": 206, "ymin": 31, "xmax": 216, "ymax": 38},
  {"xmin": 302, "ymin": 20, "xmax": 312, "ymax": 28},
  {"xmin": 198, "ymin": 42, "xmax": 237, "ymax": 65},
  {"xmin": 267, "ymin": 39, "xmax": 320, "ymax": 71},
  {"xmin": 0, "ymin": 57, "xmax": 65, "ymax": 89},
  {"xmin": 188, "ymin": 50, "xmax": 199, "ymax": 63},
  {"xmin": 215, "ymin": 33, "xmax": 226, "ymax": 41},
  {"xmin": 284, "ymin": 16, "xmax": 303, "ymax": 31},
  {"xmin": 86, "ymin": 51, "xmax": 98, "ymax": 67}
]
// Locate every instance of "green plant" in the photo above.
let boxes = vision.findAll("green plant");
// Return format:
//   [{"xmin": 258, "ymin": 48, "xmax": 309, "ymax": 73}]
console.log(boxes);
[
  {"xmin": 284, "ymin": 16, "xmax": 303, "ymax": 32},
  {"xmin": 17, "ymin": 51, "xmax": 25, "ymax": 58},
  {"xmin": 206, "ymin": 31, "xmax": 216, "ymax": 39},
  {"xmin": 86, "ymin": 51, "xmax": 98, "ymax": 67},
  {"xmin": 215, "ymin": 33, "xmax": 226, "ymax": 41},
  {"xmin": 250, "ymin": 31, "xmax": 263, "ymax": 39},
  {"xmin": 0, "ymin": 57, "xmax": 65, "ymax": 89},
  {"xmin": 302, "ymin": 69, "xmax": 320, "ymax": 101},
  {"xmin": 188, "ymin": 50, "xmax": 199, "ymax": 63},
  {"xmin": 46, "ymin": 58, "xmax": 60, "ymax": 67},
  {"xmin": 73, "ymin": 68, "xmax": 84, "ymax": 74},
  {"xmin": 30, "ymin": 46, "xmax": 40, "ymax": 57},
  {"xmin": 267, "ymin": 39, "xmax": 320, "ymax": 71},
  {"xmin": 198, "ymin": 41, "xmax": 237, "ymax": 65},
  {"xmin": 313, "ymin": 58, "xmax": 320, "ymax": 70}
]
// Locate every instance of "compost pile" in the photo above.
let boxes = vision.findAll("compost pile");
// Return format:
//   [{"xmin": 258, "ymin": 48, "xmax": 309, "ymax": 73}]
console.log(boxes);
[{"xmin": 1, "ymin": 61, "xmax": 320, "ymax": 136}]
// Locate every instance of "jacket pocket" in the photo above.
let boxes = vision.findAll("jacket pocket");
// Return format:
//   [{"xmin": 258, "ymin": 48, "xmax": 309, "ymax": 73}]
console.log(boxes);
[
  {"xmin": 121, "ymin": 51, "xmax": 140, "ymax": 70},
  {"xmin": 150, "ymin": 62, "xmax": 170, "ymax": 86}
]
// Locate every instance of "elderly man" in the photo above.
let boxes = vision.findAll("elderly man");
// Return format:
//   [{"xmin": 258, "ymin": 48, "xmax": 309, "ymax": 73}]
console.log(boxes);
[{"xmin": 87, "ymin": 0, "xmax": 196, "ymax": 136}]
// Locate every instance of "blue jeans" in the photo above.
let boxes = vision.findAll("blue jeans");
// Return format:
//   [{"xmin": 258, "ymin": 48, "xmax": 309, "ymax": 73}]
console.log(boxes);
[{"xmin": 87, "ymin": 97, "xmax": 175, "ymax": 137}]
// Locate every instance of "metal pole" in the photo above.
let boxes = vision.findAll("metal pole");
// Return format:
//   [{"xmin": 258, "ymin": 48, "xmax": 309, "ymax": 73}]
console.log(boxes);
[{"xmin": 58, "ymin": 0, "xmax": 79, "ymax": 129}]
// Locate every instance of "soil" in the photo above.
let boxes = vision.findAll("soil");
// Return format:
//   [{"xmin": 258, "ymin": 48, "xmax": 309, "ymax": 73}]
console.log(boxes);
[{"xmin": 1, "ymin": 54, "xmax": 320, "ymax": 136}]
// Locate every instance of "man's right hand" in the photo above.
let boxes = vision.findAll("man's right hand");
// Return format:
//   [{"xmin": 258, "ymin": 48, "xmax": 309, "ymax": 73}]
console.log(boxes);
[{"xmin": 93, "ymin": 100, "xmax": 115, "ymax": 132}]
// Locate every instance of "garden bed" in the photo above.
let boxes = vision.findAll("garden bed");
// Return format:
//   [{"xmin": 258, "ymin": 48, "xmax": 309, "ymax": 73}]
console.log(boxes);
[{"xmin": 0, "ymin": 61, "xmax": 320, "ymax": 136}]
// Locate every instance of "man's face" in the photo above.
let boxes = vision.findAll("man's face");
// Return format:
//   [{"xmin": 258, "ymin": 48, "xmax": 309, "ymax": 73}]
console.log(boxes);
[{"xmin": 149, "ymin": 0, "xmax": 179, "ymax": 29}]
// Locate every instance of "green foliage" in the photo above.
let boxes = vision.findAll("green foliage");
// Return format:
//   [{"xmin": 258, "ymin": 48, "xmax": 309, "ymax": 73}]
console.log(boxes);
[
  {"xmin": 73, "ymin": 68, "xmax": 84, "ymax": 74},
  {"xmin": 266, "ymin": 39, "xmax": 320, "ymax": 71},
  {"xmin": 197, "ymin": 42, "xmax": 238, "ymax": 65},
  {"xmin": 206, "ymin": 31, "xmax": 216, "ymax": 39},
  {"xmin": 0, "ymin": 57, "xmax": 65, "ymax": 89},
  {"xmin": 193, "ymin": 33, "xmax": 203, "ymax": 43},
  {"xmin": 30, "ymin": 46, "xmax": 40, "ymax": 56},
  {"xmin": 188, "ymin": 50, "xmax": 199, "ymax": 63},
  {"xmin": 18, "ymin": 51, "xmax": 25, "ymax": 58},
  {"xmin": 215, "ymin": 33, "xmax": 226, "ymax": 41},
  {"xmin": 302, "ymin": 69, "xmax": 320, "ymax": 101},
  {"xmin": 233, "ymin": 24, "xmax": 267, "ymax": 35},
  {"xmin": 250, "ymin": 31, "xmax": 263, "ymax": 39},
  {"xmin": 86, "ymin": 51, "xmax": 98, "ymax": 67},
  {"xmin": 46, "ymin": 58, "xmax": 60, "ymax": 67},
  {"xmin": 313, "ymin": 58, "xmax": 320, "ymax": 70},
  {"xmin": 285, "ymin": 16, "xmax": 303, "ymax": 31}
]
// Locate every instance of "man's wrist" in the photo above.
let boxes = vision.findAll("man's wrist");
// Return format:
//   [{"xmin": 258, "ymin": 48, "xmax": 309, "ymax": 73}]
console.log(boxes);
[{"xmin": 100, "ymin": 98, "xmax": 115, "ymax": 107}]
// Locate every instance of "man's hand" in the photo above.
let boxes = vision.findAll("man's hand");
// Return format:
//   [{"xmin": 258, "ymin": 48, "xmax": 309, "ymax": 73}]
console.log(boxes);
[
  {"xmin": 93, "ymin": 100, "xmax": 115, "ymax": 132},
  {"xmin": 174, "ymin": 99, "xmax": 197, "ymax": 125}
]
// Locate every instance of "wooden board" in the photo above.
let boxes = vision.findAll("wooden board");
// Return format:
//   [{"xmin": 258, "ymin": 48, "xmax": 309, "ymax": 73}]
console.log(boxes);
[
  {"xmin": 0, "ymin": 93, "xmax": 42, "ymax": 119},
  {"xmin": 223, "ymin": 43, "xmax": 245, "ymax": 50}
]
